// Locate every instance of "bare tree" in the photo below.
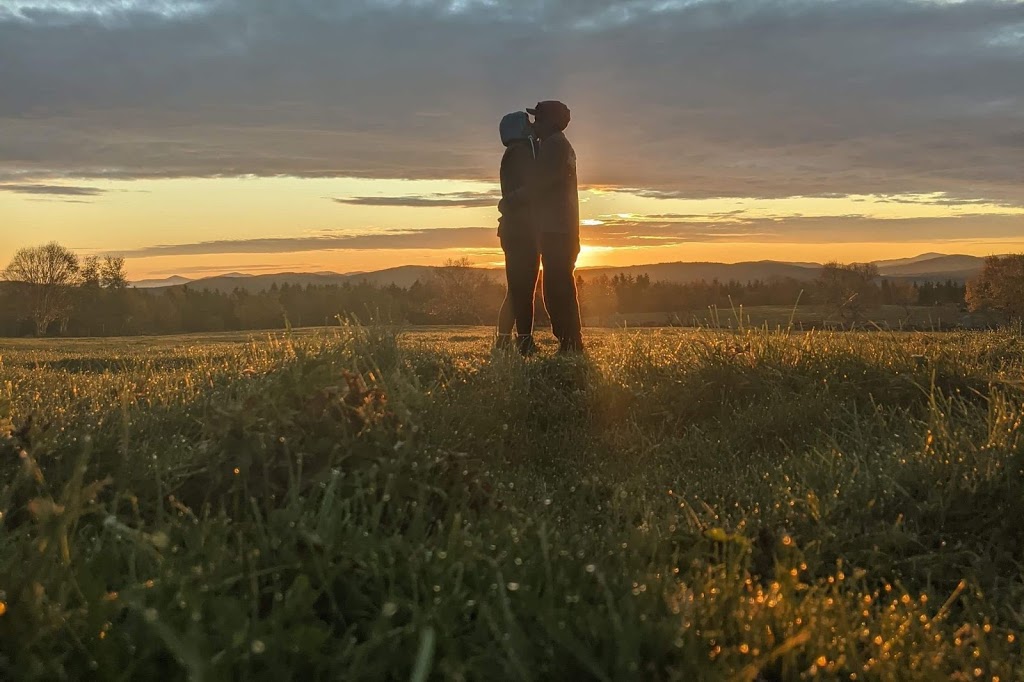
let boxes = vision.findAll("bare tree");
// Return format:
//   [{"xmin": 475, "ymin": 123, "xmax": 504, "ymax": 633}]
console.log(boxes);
[
  {"xmin": 100, "ymin": 256, "xmax": 129, "ymax": 289},
  {"xmin": 816, "ymin": 262, "xmax": 880, "ymax": 322},
  {"xmin": 3, "ymin": 242, "xmax": 80, "ymax": 335},
  {"xmin": 425, "ymin": 258, "xmax": 497, "ymax": 324},
  {"xmin": 80, "ymin": 256, "xmax": 102, "ymax": 288}
]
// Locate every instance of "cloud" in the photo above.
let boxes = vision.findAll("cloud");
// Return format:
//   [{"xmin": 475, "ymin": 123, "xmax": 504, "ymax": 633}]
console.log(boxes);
[
  {"xmin": 332, "ymin": 190, "xmax": 500, "ymax": 208},
  {"xmin": 107, "ymin": 212, "xmax": 1024, "ymax": 258},
  {"xmin": 873, "ymin": 193, "xmax": 1022, "ymax": 207},
  {"xmin": 1, "ymin": 1, "xmax": 215, "ymax": 21},
  {"xmin": 584, "ymin": 214, "xmax": 1024, "ymax": 246},
  {"xmin": 111, "ymin": 227, "xmax": 501, "ymax": 257},
  {"xmin": 0, "ymin": 183, "xmax": 104, "ymax": 196},
  {"xmin": 606, "ymin": 209, "xmax": 749, "ymax": 221},
  {"xmin": 1, "ymin": 0, "xmax": 1023, "ymax": 205}
]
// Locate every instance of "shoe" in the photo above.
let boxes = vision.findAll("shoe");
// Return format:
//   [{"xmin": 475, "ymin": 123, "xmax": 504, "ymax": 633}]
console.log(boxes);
[
  {"xmin": 517, "ymin": 334, "xmax": 539, "ymax": 357},
  {"xmin": 558, "ymin": 336, "xmax": 584, "ymax": 354},
  {"xmin": 494, "ymin": 333, "xmax": 514, "ymax": 351}
]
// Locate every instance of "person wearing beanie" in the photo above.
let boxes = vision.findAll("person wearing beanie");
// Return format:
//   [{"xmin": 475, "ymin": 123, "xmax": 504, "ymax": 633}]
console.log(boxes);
[
  {"xmin": 522, "ymin": 100, "xmax": 583, "ymax": 353},
  {"xmin": 495, "ymin": 111, "xmax": 541, "ymax": 356}
]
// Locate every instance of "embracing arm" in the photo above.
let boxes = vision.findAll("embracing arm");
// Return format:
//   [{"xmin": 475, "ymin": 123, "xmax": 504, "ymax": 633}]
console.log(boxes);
[
  {"xmin": 498, "ymin": 138, "xmax": 566, "ymax": 213},
  {"xmin": 498, "ymin": 191, "xmax": 527, "ymax": 215}
]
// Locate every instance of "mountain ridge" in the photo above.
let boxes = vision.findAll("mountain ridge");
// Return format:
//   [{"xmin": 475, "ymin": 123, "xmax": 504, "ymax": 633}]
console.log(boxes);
[{"xmin": 132, "ymin": 253, "xmax": 997, "ymax": 293}]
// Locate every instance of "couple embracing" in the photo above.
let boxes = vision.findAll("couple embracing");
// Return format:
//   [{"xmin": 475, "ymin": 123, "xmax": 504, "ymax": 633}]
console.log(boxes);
[{"xmin": 495, "ymin": 100, "xmax": 583, "ymax": 356}]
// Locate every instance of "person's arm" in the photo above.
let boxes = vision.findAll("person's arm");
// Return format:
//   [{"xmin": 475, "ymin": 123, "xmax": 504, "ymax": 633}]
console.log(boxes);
[
  {"xmin": 498, "ymin": 138, "xmax": 566, "ymax": 213},
  {"xmin": 497, "ymin": 148, "xmax": 514, "ymax": 216},
  {"xmin": 497, "ymin": 144, "xmax": 540, "ymax": 213}
]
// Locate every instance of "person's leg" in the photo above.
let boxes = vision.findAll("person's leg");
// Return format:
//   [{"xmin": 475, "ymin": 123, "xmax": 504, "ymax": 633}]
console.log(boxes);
[
  {"xmin": 508, "ymin": 246, "xmax": 539, "ymax": 336},
  {"xmin": 496, "ymin": 292, "xmax": 514, "ymax": 347},
  {"xmin": 505, "ymin": 237, "xmax": 540, "ymax": 355},
  {"xmin": 541, "ymin": 234, "xmax": 565, "ymax": 342},
  {"xmin": 516, "ymin": 248, "xmax": 541, "ymax": 355},
  {"xmin": 495, "ymin": 243, "xmax": 516, "ymax": 348},
  {"xmin": 541, "ymin": 233, "xmax": 583, "ymax": 352}
]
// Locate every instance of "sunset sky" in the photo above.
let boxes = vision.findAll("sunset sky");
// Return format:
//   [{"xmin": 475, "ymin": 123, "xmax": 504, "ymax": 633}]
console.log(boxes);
[{"xmin": 2, "ymin": 0, "xmax": 1023, "ymax": 280}]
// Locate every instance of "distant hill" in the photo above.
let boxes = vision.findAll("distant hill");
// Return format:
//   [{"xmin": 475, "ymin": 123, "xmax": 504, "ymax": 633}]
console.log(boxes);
[
  {"xmin": 132, "ymin": 275, "xmax": 193, "ymax": 288},
  {"xmin": 158, "ymin": 272, "xmax": 351, "ymax": 293},
  {"xmin": 579, "ymin": 260, "xmax": 821, "ymax": 283},
  {"xmin": 875, "ymin": 254, "xmax": 988, "ymax": 281},
  {"xmin": 134, "ymin": 253, "xmax": 992, "ymax": 293},
  {"xmin": 347, "ymin": 265, "xmax": 496, "ymax": 289},
  {"xmin": 131, "ymin": 271, "xmax": 361, "ymax": 291},
  {"xmin": 872, "ymin": 252, "xmax": 949, "ymax": 269},
  {"xmin": 139, "ymin": 265, "xmax": 502, "ymax": 293}
]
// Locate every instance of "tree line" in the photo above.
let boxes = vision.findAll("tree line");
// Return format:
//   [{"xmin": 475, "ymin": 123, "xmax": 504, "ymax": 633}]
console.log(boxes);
[
  {"xmin": 581, "ymin": 265, "xmax": 966, "ymax": 324},
  {"xmin": 2, "ymin": 242, "xmax": 1020, "ymax": 337}
]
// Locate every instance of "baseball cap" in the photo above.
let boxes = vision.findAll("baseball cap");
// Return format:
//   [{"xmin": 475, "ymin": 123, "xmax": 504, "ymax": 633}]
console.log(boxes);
[{"xmin": 526, "ymin": 101, "xmax": 571, "ymax": 129}]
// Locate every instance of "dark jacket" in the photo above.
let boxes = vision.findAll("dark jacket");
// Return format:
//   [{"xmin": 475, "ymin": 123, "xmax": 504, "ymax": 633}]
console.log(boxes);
[
  {"xmin": 497, "ymin": 141, "xmax": 536, "ymax": 239},
  {"xmin": 530, "ymin": 130, "xmax": 578, "ymax": 236},
  {"xmin": 499, "ymin": 130, "xmax": 579, "ymax": 237}
]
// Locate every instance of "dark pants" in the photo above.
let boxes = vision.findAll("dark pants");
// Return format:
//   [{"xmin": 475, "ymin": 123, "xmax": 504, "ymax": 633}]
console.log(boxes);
[
  {"xmin": 499, "ymin": 232, "xmax": 541, "ymax": 337},
  {"xmin": 540, "ymin": 232, "xmax": 582, "ymax": 349}
]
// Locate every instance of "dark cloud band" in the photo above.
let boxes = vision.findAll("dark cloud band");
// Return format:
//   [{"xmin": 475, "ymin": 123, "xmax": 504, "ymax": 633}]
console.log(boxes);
[
  {"xmin": 1, "ymin": 0, "xmax": 1022, "ymax": 205},
  {"xmin": 332, "ymin": 191, "xmax": 500, "ymax": 208},
  {"xmin": 0, "ymin": 183, "xmax": 105, "ymax": 196}
]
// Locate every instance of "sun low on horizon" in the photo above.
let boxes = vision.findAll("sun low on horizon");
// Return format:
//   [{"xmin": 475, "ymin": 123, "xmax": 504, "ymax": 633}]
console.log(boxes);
[{"xmin": 2, "ymin": 0, "xmax": 1023, "ymax": 281}]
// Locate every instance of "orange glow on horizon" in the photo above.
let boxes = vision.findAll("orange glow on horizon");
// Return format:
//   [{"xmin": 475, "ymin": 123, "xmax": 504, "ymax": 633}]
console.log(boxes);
[{"xmin": 2, "ymin": 176, "xmax": 1022, "ymax": 280}]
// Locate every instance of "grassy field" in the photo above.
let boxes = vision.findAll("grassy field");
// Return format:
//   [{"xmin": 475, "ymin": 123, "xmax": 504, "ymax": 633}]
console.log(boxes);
[{"xmin": 1, "ymin": 325, "xmax": 1022, "ymax": 680}]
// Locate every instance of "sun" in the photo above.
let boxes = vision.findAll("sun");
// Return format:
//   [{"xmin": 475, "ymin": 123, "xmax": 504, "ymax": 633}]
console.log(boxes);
[{"xmin": 576, "ymin": 244, "xmax": 617, "ymax": 267}]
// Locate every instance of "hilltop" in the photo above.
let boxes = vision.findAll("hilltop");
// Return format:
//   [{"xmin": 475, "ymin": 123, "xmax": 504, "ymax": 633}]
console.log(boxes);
[{"xmin": 133, "ymin": 253, "xmax": 992, "ymax": 293}]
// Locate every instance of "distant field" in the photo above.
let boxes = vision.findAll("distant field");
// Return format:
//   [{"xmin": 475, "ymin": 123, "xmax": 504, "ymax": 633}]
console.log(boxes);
[
  {"xmin": 1, "ymin": 326, "xmax": 1022, "ymax": 679},
  {"xmin": 588, "ymin": 304, "xmax": 983, "ymax": 330}
]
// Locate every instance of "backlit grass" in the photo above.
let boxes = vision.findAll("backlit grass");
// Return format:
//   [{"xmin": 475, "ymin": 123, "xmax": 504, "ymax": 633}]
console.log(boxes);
[{"xmin": 0, "ymin": 326, "xmax": 1021, "ymax": 680}]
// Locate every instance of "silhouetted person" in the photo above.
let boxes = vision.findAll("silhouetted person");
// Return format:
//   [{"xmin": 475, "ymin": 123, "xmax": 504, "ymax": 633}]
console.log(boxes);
[
  {"xmin": 525, "ymin": 100, "xmax": 582, "ymax": 353},
  {"xmin": 495, "ymin": 111, "xmax": 541, "ymax": 356}
]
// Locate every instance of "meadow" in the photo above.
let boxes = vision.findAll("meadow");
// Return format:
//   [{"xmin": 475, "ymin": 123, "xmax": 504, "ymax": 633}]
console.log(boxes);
[{"xmin": 0, "ymin": 325, "xmax": 1021, "ymax": 680}]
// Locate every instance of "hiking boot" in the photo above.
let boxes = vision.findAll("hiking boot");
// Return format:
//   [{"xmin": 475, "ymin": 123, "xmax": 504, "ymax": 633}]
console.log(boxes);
[{"xmin": 517, "ymin": 334, "xmax": 539, "ymax": 357}]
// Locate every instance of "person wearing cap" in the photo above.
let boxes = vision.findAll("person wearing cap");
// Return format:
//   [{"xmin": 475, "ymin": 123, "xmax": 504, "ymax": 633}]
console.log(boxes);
[
  {"xmin": 500, "ymin": 100, "xmax": 583, "ymax": 353},
  {"xmin": 495, "ymin": 111, "xmax": 541, "ymax": 356}
]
